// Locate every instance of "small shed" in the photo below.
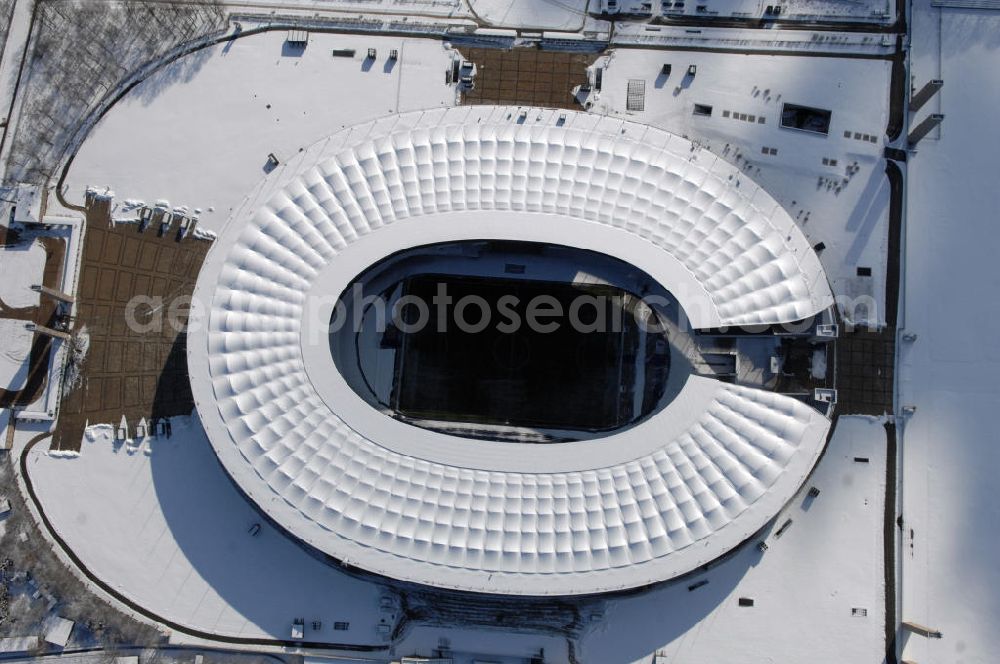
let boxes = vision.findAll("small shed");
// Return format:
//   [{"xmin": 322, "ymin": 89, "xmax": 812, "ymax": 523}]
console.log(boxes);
[
  {"xmin": 0, "ymin": 496, "xmax": 11, "ymax": 517},
  {"xmin": 43, "ymin": 616, "xmax": 74, "ymax": 648},
  {"xmin": 287, "ymin": 30, "xmax": 308, "ymax": 45},
  {"xmin": 115, "ymin": 656, "xmax": 140, "ymax": 664}
]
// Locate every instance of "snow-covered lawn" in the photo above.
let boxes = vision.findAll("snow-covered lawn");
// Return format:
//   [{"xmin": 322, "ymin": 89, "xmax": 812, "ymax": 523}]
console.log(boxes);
[
  {"xmin": 594, "ymin": 48, "xmax": 893, "ymax": 326},
  {"xmin": 469, "ymin": 0, "xmax": 589, "ymax": 30},
  {"xmin": 63, "ymin": 31, "xmax": 460, "ymax": 232},
  {"xmin": 580, "ymin": 416, "xmax": 888, "ymax": 663},
  {"xmin": 27, "ymin": 415, "xmax": 386, "ymax": 645},
  {"xmin": 899, "ymin": 4, "xmax": 1000, "ymax": 662},
  {"xmin": 0, "ymin": 239, "xmax": 45, "ymax": 309},
  {"xmin": 0, "ymin": 318, "xmax": 32, "ymax": 391}
]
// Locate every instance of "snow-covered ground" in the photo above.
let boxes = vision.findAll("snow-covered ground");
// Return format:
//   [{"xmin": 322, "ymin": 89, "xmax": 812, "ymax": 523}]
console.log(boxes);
[
  {"xmin": 773, "ymin": 0, "xmax": 894, "ymax": 21},
  {"xmin": 234, "ymin": 0, "xmax": 470, "ymax": 19},
  {"xmin": 469, "ymin": 0, "xmax": 590, "ymax": 30},
  {"xmin": 0, "ymin": 318, "xmax": 31, "ymax": 391},
  {"xmin": 731, "ymin": 0, "xmax": 893, "ymax": 20},
  {"xmin": 614, "ymin": 0, "xmax": 895, "ymax": 22},
  {"xmin": 63, "ymin": 31, "xmax": 461, "ymax": 232},
  {"xmin": 0, "ymin": 218, "xmax": 84, "ymax": 420},
  {"xmin": 0, "ymin": 238, "xmax": 44, "ymax": 309},
  {"xmin": 610, "ymin": 23, "xmax": 896, "ymax": 56},
  {"xmin": 0, "ymin": 0, "xmax": 34, "ymax": 169},
  {"xmin": 594, "ymin": 48, "xmax": 892, "ymax": 325},
  {"xmin": 27, "ymin": 415, "xmax": 387, "ymax": 645},
  {"xmin": 25, "ymin": 409, "xmax": 888, "ymax": 662},
  {"xmin": 578, "ymin": 415, "xmax": 888, "ymax": 663},
  {"xmin": 897, "ymin": 4, "xmax": 1000, "ymax": 663}
]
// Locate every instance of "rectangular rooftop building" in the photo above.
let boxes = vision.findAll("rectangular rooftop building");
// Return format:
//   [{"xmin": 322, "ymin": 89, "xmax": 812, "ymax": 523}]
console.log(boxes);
[{"xmin": 0, "ymin": 636, "xmax": 40, "ymax": 654}]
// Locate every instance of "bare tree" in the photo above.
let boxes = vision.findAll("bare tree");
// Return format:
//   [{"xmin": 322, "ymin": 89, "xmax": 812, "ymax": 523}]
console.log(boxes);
[{"xmin": 0, "ymin": 454, "xmax": 157, "ymax": 645}]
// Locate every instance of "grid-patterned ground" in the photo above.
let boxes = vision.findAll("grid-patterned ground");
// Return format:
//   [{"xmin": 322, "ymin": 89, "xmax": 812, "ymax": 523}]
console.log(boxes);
[
  {"xmin": 53, "ymin": 203, "xmax": 209, "ymax": 450},
  {"xmin": 460, "ymin": 47, "xmax": 596, "ymax": 109},
  {"xmin": 836, "ymin": 329, "xmax": 895, "ymax": 415}
]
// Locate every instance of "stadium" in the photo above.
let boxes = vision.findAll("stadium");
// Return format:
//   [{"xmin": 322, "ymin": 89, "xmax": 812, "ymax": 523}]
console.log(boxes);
[{"xmin": 188, "ymin": 105, "xmax": 838, "ymax": 596}]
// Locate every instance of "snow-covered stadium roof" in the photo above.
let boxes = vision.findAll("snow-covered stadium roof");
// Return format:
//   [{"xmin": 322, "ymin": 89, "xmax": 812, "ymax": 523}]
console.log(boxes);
[{"xmin": 189, "ymin": 107, "xmax": 833, "ymax": 595}]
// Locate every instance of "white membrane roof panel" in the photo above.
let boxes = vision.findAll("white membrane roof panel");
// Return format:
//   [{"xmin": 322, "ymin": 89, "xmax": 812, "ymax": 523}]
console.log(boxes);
[{"xmin": 189, "ymin": 107, "xmax": 832, "ymax": 595}]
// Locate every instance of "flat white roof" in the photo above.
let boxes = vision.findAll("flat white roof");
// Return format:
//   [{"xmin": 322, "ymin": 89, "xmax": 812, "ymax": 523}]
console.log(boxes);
[
  {"xmin": 189, "ymin": 106, "xmax": 832, "ymax": 595},
  {"xmin": 0, "ymin": 636, "xmax": 39, "ymax": 653},
  {"xmin": 43, "ymin": 615, "xmax": 74, "ymax": 647}
]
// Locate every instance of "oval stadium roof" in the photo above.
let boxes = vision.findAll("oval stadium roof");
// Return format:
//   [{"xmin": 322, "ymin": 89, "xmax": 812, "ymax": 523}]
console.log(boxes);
[{"xmin": 188, "ymin": 106, "xmax": 833, "ymax": 595}]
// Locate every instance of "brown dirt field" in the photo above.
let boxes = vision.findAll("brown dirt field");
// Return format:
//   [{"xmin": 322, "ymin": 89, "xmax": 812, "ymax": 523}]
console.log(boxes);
[{"xmin": 460, "ymin": 48, "xmax": 596, "ymax": 109}]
